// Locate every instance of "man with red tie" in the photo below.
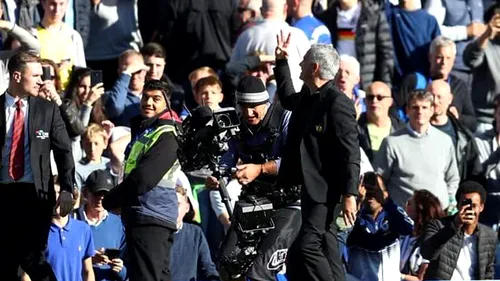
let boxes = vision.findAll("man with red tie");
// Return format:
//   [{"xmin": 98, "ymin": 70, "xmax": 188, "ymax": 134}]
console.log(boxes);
[{"xmin": 0, "ymin": 51, "xmax": 75, "ymax": 280}]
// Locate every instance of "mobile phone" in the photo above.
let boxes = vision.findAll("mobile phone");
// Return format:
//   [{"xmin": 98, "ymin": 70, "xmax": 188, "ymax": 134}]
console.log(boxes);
[
  {"xmin": 90, "ymin": 70, "xmax": 103, "ymax": 87},
  {"xmin": 42, "ymin": 66, "xmax": 52, "ymax": 81},
  {"xmin": 105, "ymin": 248, "xmax": 120, "ymax": 260},
  {"xmin": 362, "ymin": 172, "xmax": 378, "ymax": 189},
  {"xmin": 462, "ymin": 198, "xmax": 473, "ymax": 211}
]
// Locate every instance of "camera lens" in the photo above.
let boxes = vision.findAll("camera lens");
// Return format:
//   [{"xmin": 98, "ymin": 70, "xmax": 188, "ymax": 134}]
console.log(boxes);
[{"xmin": 216, "ymin": 114, "xmax": 232, "ymax": 128}]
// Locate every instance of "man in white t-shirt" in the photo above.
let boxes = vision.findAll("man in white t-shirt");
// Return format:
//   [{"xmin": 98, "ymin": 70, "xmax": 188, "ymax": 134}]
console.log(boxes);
[
  {"xmin": 421, "ymin": 181, "xmax": 497, "ymax": 280},
  {"xmin": 231, "ymin": 0, "xmax": 310, "ymax": 92}
]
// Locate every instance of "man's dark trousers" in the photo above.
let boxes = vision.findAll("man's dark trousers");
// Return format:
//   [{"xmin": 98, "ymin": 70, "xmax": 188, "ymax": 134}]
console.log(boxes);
[
  {"xmin": 126, "ymin": 225, "xmax": 175, "ymax": 281},
  {"xmin": 287, "ymin": 191, "xmax": 345, "ymax": 281},
  {"xmin": 0, "ymin": 183, "xmax": 57, "ymax": 281}
]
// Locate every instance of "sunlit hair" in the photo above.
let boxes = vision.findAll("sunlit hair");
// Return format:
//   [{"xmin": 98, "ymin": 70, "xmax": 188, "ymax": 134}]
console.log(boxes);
[{"xmin": 411, "ymin": 189, "xmax": 444, "ymax": 236}]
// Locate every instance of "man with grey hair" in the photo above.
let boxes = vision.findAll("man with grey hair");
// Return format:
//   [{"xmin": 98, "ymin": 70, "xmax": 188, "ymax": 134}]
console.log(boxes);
[
  {"xmin": 374, "ymin": 89, "xmax": 460, "ymax": 212},
  {"xmin": 231, "ymin": 0, "xmax": 311, "ymax": 92},
  {"xmin": 274, "ymin": 32, "xmax": 360, "ymax": 281},
  {"xmin": 398, "ymin": 35, "xmax": 477, "ymax": 131},
  {"xmin": 335, "ymin": 54, "xmax": 366, "ymax": 119}
]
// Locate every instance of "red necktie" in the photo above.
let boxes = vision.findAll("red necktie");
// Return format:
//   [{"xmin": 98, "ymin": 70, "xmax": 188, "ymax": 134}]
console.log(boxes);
[{"xmin": 9, "ymin": 99, "xmax": 25, "ymax": 181}]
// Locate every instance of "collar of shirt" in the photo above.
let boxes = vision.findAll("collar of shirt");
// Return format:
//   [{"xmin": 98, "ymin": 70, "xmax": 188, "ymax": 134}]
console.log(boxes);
[
  {"xmin": 5, "ymin": 92, "xmax": 27, "ymax": 108},
  {"xmin": 51, "ymin": 217, "xmax": 73, "ymax": 231},
  {"xmin": 82, "ymin": 206, "xmax": 109, "ymax": 227},
  {"xmin": 406, "ymin": 123, "xmax": 430, "ymax": 138}
]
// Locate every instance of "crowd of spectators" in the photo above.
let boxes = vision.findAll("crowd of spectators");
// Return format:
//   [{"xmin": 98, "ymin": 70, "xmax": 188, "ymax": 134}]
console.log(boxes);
[{"xmin": 3, "ymin": 0, "xmax": 500, "ymax": 280}]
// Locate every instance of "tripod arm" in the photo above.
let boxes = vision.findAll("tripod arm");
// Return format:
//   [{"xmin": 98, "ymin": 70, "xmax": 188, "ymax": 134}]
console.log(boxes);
[{"xmin": 218, "ymin": 177, "xmax": 233, "ymax": 219}]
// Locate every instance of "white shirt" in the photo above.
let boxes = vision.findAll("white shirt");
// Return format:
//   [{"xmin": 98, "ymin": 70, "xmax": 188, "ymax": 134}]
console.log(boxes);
[
  {"xmin": 451, "ymin": 233, "xmax": 478, "ymax": 280},
  {"xmin": 82, "ymin": 207, "xmax": 109, "ymax": 227},
  {"xmin": 1, "ymin": 93, "xmax": 33, "ymax": 183}
]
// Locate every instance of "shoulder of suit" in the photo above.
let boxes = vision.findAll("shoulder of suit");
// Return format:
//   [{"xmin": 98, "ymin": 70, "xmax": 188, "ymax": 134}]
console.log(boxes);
[{"xmin": 30, "ymin": 97, "xmax": 57, "ymax": 110}]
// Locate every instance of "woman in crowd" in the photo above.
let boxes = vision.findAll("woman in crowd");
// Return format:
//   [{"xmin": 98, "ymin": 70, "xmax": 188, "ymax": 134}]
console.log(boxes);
[
  {"xmin": 63, "ymin": 67, "xmax": 106, "ymax": 161},
  {"xmin": 400, "ymin": 190, "xmax": 445, "ymax": 280}
]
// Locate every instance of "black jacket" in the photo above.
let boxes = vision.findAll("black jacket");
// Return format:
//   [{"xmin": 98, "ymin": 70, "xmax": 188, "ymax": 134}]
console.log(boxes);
[
  {"xmin": 0, "ymin": 95, "xmax": 74, "ymax": 205},
  {"xmin": 317, "ymin": 0, "xmax": 394, "ymax": 89},
  {"xmin": 421, "ymin": 216, "xmax": 497, "ymax": 280},
  {"xmin": 103, "ymin": 110, "xmax": 181, "ymax": 229},
  {"xmin": 448, "ymin": 113, "xmax": 483, "ymax": 182},
  {"xmin": 357, "ymin": 112, "xmax": 405, "ymax": 163},
  {"xmin": 274, "ymin": 59, "xmax": 360, "ymax": 203},
  {"xmin": 397, "ymin": 72, "xmax": 477, "ymax": 131},
  {"xmin": 59, "ymin": 99, "xmax": 85, "ymax": 138}
]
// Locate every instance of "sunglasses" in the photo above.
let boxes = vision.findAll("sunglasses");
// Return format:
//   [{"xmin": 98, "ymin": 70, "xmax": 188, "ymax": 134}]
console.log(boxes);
[{"xmin": 366, "ymin": 95, "xmax": 391, "ymax": 102}]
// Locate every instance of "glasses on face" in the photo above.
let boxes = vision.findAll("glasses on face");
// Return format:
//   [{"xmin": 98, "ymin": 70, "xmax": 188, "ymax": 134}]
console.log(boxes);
[{"xmin": 366, "ymin": 94, "xmax": 391, "ymax": 102}]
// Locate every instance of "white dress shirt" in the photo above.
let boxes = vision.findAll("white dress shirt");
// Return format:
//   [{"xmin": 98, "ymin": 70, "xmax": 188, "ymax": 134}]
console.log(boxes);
[{"xmin": 1, "ymin": 92, "xmax": 33, "ymax": 183}]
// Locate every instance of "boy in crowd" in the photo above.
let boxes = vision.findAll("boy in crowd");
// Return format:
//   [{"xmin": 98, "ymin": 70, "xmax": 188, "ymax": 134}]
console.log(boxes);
[
  {"xmin": 193, "ymin": 76, "xmax": 224, "ymax": 111},
  {"xmin": 170, "ymin": 186, "xmax": 219, "ymax": 281},
  {"xmin": 76, "ymin": 124, "xmax": 111, "ymax": 190}
]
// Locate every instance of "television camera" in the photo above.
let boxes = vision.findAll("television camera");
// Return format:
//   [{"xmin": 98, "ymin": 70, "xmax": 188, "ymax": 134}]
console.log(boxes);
[{"xmin": 175, "ymin": 105, "xmax": 299, "ymax": 279}]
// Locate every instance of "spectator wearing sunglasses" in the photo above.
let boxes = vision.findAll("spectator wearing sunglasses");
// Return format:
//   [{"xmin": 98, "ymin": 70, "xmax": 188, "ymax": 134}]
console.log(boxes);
[{"xmin": 358, "ymin": 81, "xmax": 405, "ymax": 163}]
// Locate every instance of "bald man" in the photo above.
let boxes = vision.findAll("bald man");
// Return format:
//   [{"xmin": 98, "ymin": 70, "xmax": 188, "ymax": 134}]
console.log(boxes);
[
  {"xmin": 358, "ymin": 82, "xmax": 405, "ymax": 162},
  {"xmin": 429, "ymin": 79, "xmax": 481, "ymax": 182}
]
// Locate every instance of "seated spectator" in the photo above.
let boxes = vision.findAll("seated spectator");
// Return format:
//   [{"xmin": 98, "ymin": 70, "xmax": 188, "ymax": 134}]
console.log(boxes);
[
  {"xmin": 335, "ymin": 54, "xmax": 366, "ymax": 119},
  {"xmin": 385, "ymin": 0, "xmax": 441, "ymax": 84},
  {"xmin": 22, "ymin": 179, "xmax": 95, "ymax": 281},
  {"xmin": 102, "ymin": 49, "xmax": 149, "ymax": 127},
  {"xmin": 317, "ymin": 0, "xmax": 394, "ymax": 88},
  {"xmin": 397, "ymin": 36, "xmax": 477, "ymax": 131},
  {"xmin": 76, "ymin": 170, "xmax": 127, "ymax": 281},
  {"xmin": 474, "ymin": 94, "xmax": 500, "ymax": 228},
  {"xmin": 31, "ymin": 0, "xmax": 86, "ymax": 89},
  {"xmin": 358, "ymin": 81, "xmax": 405, "ymax": 163},
  {"xmin": 400, "ymin": 189, "xmax": 444, "ymax": 281},
  {"xmin": 374, "ymin": 90, "xmax": 460, "ymax": 211},
  {"xmin": 428, "ymin": 80, "xmax": 482, "ymax": 182},
  {"xmin": 346, "ymin": 172, "xmax": 413, "ymax": 281},
  {"xmin": 76, "ymin": 124, "xmax": 110, "ymax": 190},
  {"xmin": 170, "ymin": 186, "xmax": 220, "ymax": 281},
  {"xmin": 421, "ymin": 181, "xmax": 497, "ymax": 280},
  {"xmin": 463, "ymin": 3, "xmax": 500, "ymax": 134},
  {"xmin": 193, "ymin": 76, "xmax": 224, "ymax": 111}
]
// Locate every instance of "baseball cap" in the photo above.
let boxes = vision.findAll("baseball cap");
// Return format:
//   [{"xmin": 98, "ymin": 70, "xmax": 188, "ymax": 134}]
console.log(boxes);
[{"xmin": 85, "ymin": 170, "xmax": 114, "ymax": 194}]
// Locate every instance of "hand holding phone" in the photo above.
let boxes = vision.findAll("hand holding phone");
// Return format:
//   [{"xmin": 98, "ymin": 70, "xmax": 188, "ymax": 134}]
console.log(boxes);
[
  {"xmin": 105, "ymin": 248, "xmax": 121, "ymax": 260},
  {"xmin": 90, "ymin": 70, "xmax": 103, "ymax": 87}
]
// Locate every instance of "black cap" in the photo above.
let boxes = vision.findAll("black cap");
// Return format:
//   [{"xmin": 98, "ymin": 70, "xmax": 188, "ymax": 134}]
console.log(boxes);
[{"xmin": 85, "ymin": 170, "xmax": 114, "ymax": 194}]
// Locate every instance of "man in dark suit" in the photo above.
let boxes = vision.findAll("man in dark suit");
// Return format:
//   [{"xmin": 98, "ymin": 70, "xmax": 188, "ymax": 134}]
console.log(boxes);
[
  {"xmin": 0, "ymin": 51, "xmax": 75, "ymax": 280},
  {"xmin": 274, "ymin": 32, "xmax": 360, "ymax": 281}
]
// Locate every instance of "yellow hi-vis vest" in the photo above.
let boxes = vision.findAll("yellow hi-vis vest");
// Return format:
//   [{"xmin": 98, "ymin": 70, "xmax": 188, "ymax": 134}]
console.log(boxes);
[{"xmin": 123, "ymin": 124, "xmax": 181, "ymax": 189}]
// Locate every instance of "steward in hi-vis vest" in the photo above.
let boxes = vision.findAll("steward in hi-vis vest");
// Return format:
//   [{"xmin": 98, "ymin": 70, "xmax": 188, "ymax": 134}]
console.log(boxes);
[{"xmin": 103, "ymin": 80, "xmax": 182, "ymax": 281}]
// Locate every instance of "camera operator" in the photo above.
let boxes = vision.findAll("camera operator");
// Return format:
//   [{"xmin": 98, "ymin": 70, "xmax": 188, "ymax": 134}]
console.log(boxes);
[
  {"xmin": 102, "ymin": 80, "xmax": 182, "ymax": 281},
  {"xmin": 205, "ymin": 75, "xmax": 301, "ymax": 281}
]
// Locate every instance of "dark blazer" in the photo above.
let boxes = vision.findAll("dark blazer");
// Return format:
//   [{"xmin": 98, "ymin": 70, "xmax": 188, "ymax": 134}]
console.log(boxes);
[
  {"xmin": 0, "ymin": 94, "xmax": 75, "ymax": 206},
  {"xmin": 274, "ymin": 59, "xmax": 361, "ymax": 204}
]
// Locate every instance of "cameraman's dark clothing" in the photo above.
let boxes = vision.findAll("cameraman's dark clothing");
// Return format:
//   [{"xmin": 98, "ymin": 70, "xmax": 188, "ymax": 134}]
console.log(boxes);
[
  {"xmin": 219, "ymin": 207, "xmax": 301, "ymax": 281},
  {"xmin": 220, "ymin": 102, "xmax": 290, "ymax": 170},
  {"xmin": 274, "ymin": 59, "xmax": 360, "ymax": 281},
  {"xmin": 103, "ymin": 110, "xmax": 181, "ymax": 281},
  {"xmin": 217, "ymin": 102, "xmax": 299, "ymax": 280}
]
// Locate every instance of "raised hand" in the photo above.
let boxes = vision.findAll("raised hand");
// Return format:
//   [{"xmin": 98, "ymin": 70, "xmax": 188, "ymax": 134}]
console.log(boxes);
[{"xmin": 275, "ymin": 30, "xmax": 291, "ymax": 60}]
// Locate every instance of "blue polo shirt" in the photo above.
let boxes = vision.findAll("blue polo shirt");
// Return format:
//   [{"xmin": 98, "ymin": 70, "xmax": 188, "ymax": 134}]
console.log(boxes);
[{"xmin": 46, "ymin": 218, "xmax": 95, "ymax": 281}]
